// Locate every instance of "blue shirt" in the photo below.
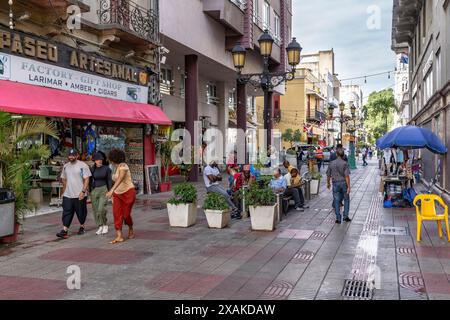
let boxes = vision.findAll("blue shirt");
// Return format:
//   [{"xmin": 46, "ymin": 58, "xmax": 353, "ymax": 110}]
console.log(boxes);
[
  {"xmin": 269, "ymin": 176, "xmax": 287, "ymax": 191},
  {"xmin": 396, "ymin": 149, "xmax": 404, "ymax": 163}
]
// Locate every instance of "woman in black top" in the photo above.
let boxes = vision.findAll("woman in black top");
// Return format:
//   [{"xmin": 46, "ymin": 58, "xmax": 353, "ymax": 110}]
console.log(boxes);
[{"xmin": 90, "ymin": 151, "xmax": 112, "ymax": 235}]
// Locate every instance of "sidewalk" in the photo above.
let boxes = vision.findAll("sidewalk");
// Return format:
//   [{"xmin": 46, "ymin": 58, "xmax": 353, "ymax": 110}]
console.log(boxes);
[{"xmin": 0, "ymin": 159, "xmax": 449, "ymax": 300}]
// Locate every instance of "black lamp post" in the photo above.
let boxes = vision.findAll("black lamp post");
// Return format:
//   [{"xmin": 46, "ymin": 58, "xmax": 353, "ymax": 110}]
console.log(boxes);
[{"xmin": 232, "ymin": 30, "xmax": 302, "ymax": 151}]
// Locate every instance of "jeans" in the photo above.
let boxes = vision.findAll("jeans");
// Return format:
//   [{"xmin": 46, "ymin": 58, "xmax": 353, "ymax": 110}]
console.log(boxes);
[
  {"xmin": 363, "ymin": 156, "xmax": 368, "ymax": 166},
  {"xmin": 284, "ymin": 188, "xmax": 301, "ymax": 208},
  {"xmin": 317, "ymin": 159, "xmax": 323, "ymax": 172},
  {"xmin": 62, "ymin": 197, "xmax": 87, "ymax": 228},
  {"xmin": 91, "ymin": 185, "xmax": 108, "ymax": 227},
  {"xmin": 332, "ymin": 181, "xmax": 350, "ymax": 220},
  {"xmin": 207, "ymin": 184, "xmax": 237, "ymax": 211}
]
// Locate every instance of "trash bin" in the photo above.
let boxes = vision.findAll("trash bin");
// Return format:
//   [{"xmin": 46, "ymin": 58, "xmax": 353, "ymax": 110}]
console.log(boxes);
[{"xmin": 0, "ymin": 189, "xmax": 15, "ymax": 237}]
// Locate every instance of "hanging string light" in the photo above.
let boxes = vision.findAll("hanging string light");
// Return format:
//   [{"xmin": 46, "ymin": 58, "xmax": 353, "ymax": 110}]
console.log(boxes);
[
  {"xmin": 364, "ymin": 76, "xmax": 367, "ymax": 84},
  {"xmin": 8, "ymin": 0, "xmax": 14, "ymax": 29},
  {"xmin": 388, "ymin": 72, "xmax": 391, "ymax": 79}
]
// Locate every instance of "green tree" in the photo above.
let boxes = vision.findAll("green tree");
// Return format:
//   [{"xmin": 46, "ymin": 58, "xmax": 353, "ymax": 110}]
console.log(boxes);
[
  {"xmin": 363, "ymin": 89, "xmax": 397, "ymax": 143},
  {"xmin": 0, "ymin": 112, "xmax": 57, "ymax": 221},
  {"xmin": 282, "ymin": 128, "xmax": 302, "ymax": 148}
]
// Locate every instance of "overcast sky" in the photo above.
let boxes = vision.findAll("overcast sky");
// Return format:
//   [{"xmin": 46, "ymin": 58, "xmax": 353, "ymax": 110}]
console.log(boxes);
[{"xmin": 292, "ymin": 0, "xmax": 397, "ymax": 102}]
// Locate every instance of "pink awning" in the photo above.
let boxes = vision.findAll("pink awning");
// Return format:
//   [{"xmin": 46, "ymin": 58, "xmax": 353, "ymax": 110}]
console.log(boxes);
[{"xmin": 0, "ymin": 80, "xmax": 172, "ymax": 125}]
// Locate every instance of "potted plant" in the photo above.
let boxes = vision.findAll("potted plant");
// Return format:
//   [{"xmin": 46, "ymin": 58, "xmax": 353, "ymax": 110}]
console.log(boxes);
[
  {"xmin": 203, "ymin": 193, "xmax": 231, "ymax": 229},
  {"xmin": 247, "ymin": 183, "xmax": 277, "ymax": 231},
  {"xmin": 0, "ymin": 112, "xmax": 57, "ymax": 243},
  {"xmin": 159, "ymin": 140, "xmax": 173, "ymax": 192},
  {"xmin": 167, "ymin": 183, "xmax": 198, "ymax": 227},
  {"xmin": 310, "ymin": 172, "xmax": 322, "ymax": 195}
]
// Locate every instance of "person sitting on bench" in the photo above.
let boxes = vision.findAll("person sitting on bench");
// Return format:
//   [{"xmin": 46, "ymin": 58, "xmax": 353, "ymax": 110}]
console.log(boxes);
[
  {"xmin": 269, "ymin": 168, "xmax": 303, "ymax": 212},
  {"xmin": 285, "ymin": 167, "xmax": 308, "ymax": 209}
]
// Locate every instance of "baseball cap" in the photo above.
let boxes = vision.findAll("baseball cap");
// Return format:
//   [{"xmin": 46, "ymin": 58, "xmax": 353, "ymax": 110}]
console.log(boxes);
[{"xmin": 68, "ymin": 149, "xmax": 79, "ymax": 156}]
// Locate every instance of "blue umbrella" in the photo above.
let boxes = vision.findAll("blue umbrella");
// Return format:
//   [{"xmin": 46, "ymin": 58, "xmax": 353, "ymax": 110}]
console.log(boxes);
[{"xmin": 376, "ymin": 125, "xmax": 447, "ymax": 154}]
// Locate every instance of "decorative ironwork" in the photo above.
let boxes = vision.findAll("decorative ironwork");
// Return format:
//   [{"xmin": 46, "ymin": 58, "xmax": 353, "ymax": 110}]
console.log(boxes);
[
  {"xmin": 237, "ymin": 70, "xmax": 295, "ymax": 90},
  {"xmin": 99, "ymin": 0, "xmax": 159, "ymax": 43}
]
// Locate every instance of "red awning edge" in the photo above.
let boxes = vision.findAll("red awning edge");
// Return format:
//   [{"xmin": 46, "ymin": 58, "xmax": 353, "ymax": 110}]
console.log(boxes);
[{"xmin": 0, "ymin": 80, "xmax": 172, "ymax": 125}]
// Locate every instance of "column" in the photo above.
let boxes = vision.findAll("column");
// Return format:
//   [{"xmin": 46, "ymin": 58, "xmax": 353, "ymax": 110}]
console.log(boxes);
[
  {"xmin": 185, "ymin": 54, "xmax": 199, "ymax": 182},
  {"xmin": 236, "ymin": 81, "xmax": 247, "ymax": 161}
]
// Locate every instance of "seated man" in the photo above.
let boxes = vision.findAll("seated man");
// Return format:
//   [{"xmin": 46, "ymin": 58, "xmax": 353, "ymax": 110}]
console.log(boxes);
[
  {"xmin": 204, "ymin": 161, "xmax": 241, "ymax": 219},
  {"xmin": 269, "ymin": 168, "xmax": 303, "ymax": 212},
  {"xmin": 282, "ymin": 160, "xmax": 294, "ymax": 175},
  {"xmin": 285, "ymin": 167, "xmax": 308, "ymax": 209}
]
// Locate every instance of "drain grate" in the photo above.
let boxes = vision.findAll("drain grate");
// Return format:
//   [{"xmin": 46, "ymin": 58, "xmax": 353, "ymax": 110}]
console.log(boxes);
[
  {"xmin": 291, "ymin": 250, "xmax": 315, "ymax": 264},
  {"xmin": 396, "ymin": 247, "xmax": 416, "ymax": 256},
  {"xmin": 310, "ymin": 231, "xmax": 327, "ymax": 240},
  {"xmin": 341, "ymin": 279, "xmax": 374, "ymax": 300},
  {"xmin": 379, "ymin": 226, "xmax": 408, "ymax": 236},
  {"xmin": 399, "ymin": 272, "xmax": 426, "ymax": 294},
  {"xmin": 260, "ymin": 280, "xmax": 294, "ymax": 300}
]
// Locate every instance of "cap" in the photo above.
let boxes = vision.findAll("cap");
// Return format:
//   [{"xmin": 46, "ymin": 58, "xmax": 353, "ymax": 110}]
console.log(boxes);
[
  {"xmin": 68, "ymin": 149, "xmax": 79, "ymax": 156},
  {"xmin": 93, "ymin": 152, "xmax": 105, "ymax": 161}
]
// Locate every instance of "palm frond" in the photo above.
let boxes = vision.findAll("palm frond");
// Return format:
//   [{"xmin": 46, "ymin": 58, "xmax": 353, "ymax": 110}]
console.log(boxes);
[{"xmin": 13, "ymin": 117, "xmax": 58, "ymax": 143}]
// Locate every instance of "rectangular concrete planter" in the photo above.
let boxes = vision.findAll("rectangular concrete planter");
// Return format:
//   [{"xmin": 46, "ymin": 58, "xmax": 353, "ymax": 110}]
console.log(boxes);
[
  {"xmin": 204, "ymin": 209, "xmax": 230, "ymax": 229},
  {"xmin": 249, "ymin": 204, "xmax": 277, "ymax": 231},
  {"xmin": 311, "ymin": 179, "xmax": 320, "ymax": 195},
  {"xmin": 167, "ymin": 202, "xmax": 197, "ymax": 227}
]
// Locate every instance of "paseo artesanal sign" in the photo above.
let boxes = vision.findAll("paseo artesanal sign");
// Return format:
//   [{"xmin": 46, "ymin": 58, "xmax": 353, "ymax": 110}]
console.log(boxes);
[{"xmin": 0, "ymin": 27, "xmax": 149, "ymax": 103}]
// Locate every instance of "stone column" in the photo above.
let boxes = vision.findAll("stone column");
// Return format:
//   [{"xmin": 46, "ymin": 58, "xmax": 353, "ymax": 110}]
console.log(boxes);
[
  {"xmin": 185, "ymin": 54, "xmax": 199, "ymax": 182},
  {"xmin": 236, "ymin": 81, "xmax": 247, "ymax": 162}
]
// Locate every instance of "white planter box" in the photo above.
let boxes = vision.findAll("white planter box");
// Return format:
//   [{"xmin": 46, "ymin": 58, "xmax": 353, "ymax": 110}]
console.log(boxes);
[
  {"xmin": 204, "ymin": 209, "xmax": 231, "ymax": 229},
  {"xmin": 167, "ymin": 202, "xmax": 197, "ymax": 227},
  {"xmin": 250, "ymin": 204, "xmax": 277, "ymax": 231},
  {"xmin": 310, "ymin": 179, "xmax": 320, "ymax": 195}
]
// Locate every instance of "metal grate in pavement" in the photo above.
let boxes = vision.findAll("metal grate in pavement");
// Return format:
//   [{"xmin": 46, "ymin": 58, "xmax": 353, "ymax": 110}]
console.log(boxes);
[
  {"xmin": 399, "ymin": 272, "xmax": 426, "ymax": 294},
  {"xmin": 379, "ymin": 226, "xmax": 409, "ymax": 236},
  {"xmin": 396, "ymin": 247, "xmax": 416, "ymax": 256},
  {"xmin": 310, "ymin": 231, "xmax": 327, "ymax": 240},
  {"xmin": 341, "ymin": 279, "xmax": 374, "ymax": 300},
  {"xmin": 260, "ymin": 280, "xmax": 294, "ymax": 300},
  {"xmin": 291, "ymin": 250, "xmax": 315, "ymax": 264}
]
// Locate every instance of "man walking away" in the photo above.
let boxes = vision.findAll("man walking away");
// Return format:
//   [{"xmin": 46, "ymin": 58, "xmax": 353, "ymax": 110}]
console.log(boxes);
[
  {"xmin": 204, "ymin": 161, "xmax": 241, "ymax": 219},
  {"xmin": 330, "ymin": 144, "xmax": 348, "ymax": 162},
  {"xmin": 316, "ymin": 146, "xmax": 324, "ymax": 172},
  {"xmin": 57, "ymin": 149, "xmax": 92, "ymax": 239},
  {"xmin": 327, "ymin": 149, "xmax": 351, "ymax": 224},
  {"xmin": 362, "ymin": 146, "xmax": 368, "ymax": 166}
]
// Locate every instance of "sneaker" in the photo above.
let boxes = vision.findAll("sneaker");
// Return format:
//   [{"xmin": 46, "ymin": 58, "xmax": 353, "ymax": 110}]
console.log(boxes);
[
  {"xmin": 231, "ymin": 213, "xmax": 242, "ymax": 220},
  {"xmin": 335, "ymin": 220, "xmax": 341, "ymax": 224},
  {"xmin": 77, "ymin": 227, "xmax": 85, "ymax": 235},
  {"xmin": 295, "ymin": 206, "xmax": 305, "ymax": 212},
  {"xmin": 101, "ymin": 225, "xmax": 109, "ymax": 235},
  {"xmin": 300, "ymin": 204, "xmax": 310, "ymax": 209},
  {"xmin": 56, "ymin": 229, "xmax": 68, "ymax": 239},
  {"xmin": 95, "ymin": 226, "xmax": 103, "ymax": 235},
  {"xmin": 344, "ymin": 217, "xmax": 352, "ymax": 222}
]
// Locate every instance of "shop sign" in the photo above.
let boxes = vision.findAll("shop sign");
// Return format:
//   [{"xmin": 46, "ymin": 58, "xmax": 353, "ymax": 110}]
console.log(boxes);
[
  {"xmin": 0, "ymin": 53, "xmax": 148, "ymax": 103},
  {"xmin": 0, "ymin": 27, "xmax": 149, "ymax": 86}
]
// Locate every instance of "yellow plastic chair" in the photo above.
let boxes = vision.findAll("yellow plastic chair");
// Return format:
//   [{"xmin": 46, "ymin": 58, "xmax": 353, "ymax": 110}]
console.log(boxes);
[{"xmin": 413, "ymin": 194, "xmax": 450, "ymax": 242}]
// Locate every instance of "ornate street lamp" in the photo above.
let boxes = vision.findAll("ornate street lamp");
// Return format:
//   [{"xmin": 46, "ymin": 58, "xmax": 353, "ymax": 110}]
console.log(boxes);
[{"xmin": 232, "ymin": 30, "xmax": 302, "ymax": 150}]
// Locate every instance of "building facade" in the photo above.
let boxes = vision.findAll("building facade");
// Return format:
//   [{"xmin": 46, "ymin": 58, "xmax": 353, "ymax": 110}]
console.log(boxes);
[
  {"xmin": 159, "ymin": 0, "xmax": 293, "ymax": 177},
  {"xmin": 393, "ymin": 53, "xmax": 410, "ymax": 128},
  {"xmin": 339, "ymin": 85, "xmax": 363, "ymax": 149},
  {"xmin": 0, "ymin": 0, "xmax": 169, "ymax": 200},
  {"xmin": 392, "ymin": 0, "xmax": 450, "ymax": 198}
]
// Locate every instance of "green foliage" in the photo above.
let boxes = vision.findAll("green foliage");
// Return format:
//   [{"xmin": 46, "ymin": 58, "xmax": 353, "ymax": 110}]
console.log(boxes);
[
  {"xmin": 0, "ymin": 112, "xmax": 57, "ymax": 221},
  {"xmin": 160, "ymin": 140, "xmax": 173, "ymax": 183},
  {"xmin": 168, "ymin": 183, "xmax": 197, "ymax": 205},
  {"xmin": 202, "ymin": 192, "xmax": 230, "ymax": 211},
  {"xmin": 311, "ymin": 172, "xmax": 322, "ymax": 180},
  {"xmin": 246, "ymin": 182, "xmax": 276, "ymax": 207},
  {"xmin": 363, "ymin": 89, "xmax": 397, "ymax": 143},
  {"xmin": 282, "ymin": 129, "xmax": 302, "ymax": 147}
]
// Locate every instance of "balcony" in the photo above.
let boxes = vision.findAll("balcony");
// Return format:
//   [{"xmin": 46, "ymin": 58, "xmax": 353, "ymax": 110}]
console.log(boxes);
[
  {"xmin": 203, "ymin": 0, "xmax": 246, "ymax": 35},
  {"xmin": 98, "ymin": 0, "xmax": 159, "ymax": 45},
  {"xmin": 307, "ymin": 110, "xmax": 327, "ymax": 124},
  {"xmin": 391, "ymin": 0, "xmax": 422, "ymax": 50},
  {"xmin": 23, "ymin": 0, "xmax": 90, "ymax": 11}
]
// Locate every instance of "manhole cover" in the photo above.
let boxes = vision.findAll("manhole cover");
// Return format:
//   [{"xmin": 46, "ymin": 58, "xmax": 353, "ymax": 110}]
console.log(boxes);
[
  {"xmin": 310, "ymin": 231, "xmax": 327, "ymax": 240},
  {"xmin": 379, "ymin": 226, "xmax": 409, "ymax": 236},
  {"xmin": 260, "ymin": 280, "xmax": 294, "ymax": 300},
  {"xmin": 399, "ymin": 272, "xmax": 426, "ymax": 294},
  {"xmin": 396, "ymin": 247, "xmax": 416, "ymax": 256},
  {"xmin": 341, "ymin": 279, "xmax": 374, "ymax": 300},
  {"xmin": 291, "ymin": 250, "xmax": 314, "ymax": 264}
]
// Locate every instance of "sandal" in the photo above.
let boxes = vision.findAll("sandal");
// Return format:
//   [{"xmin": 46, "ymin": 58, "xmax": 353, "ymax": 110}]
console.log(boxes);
[
  {"xmin": 109, "ymin": 238, "xmax": 124, "ymax": 244},
  {"xmin": 128, "ymin": 233, "xmax": 135, "ymax": 239}
]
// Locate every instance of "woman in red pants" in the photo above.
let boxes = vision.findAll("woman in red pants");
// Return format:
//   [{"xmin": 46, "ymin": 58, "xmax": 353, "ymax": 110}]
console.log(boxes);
[{"xmin": 106, "ymin": 149, "xmax": 136, "ymax": 244}]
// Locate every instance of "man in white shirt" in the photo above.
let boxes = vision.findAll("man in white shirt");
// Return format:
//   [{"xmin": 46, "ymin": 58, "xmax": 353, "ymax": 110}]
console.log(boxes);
[
  {"xmin": 204, "ymin": 161, "xmax": 240, "ymax": 219},
  {"xmin": 56, "ymin": 149, "xmax": 91, "ymax": 239}
]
